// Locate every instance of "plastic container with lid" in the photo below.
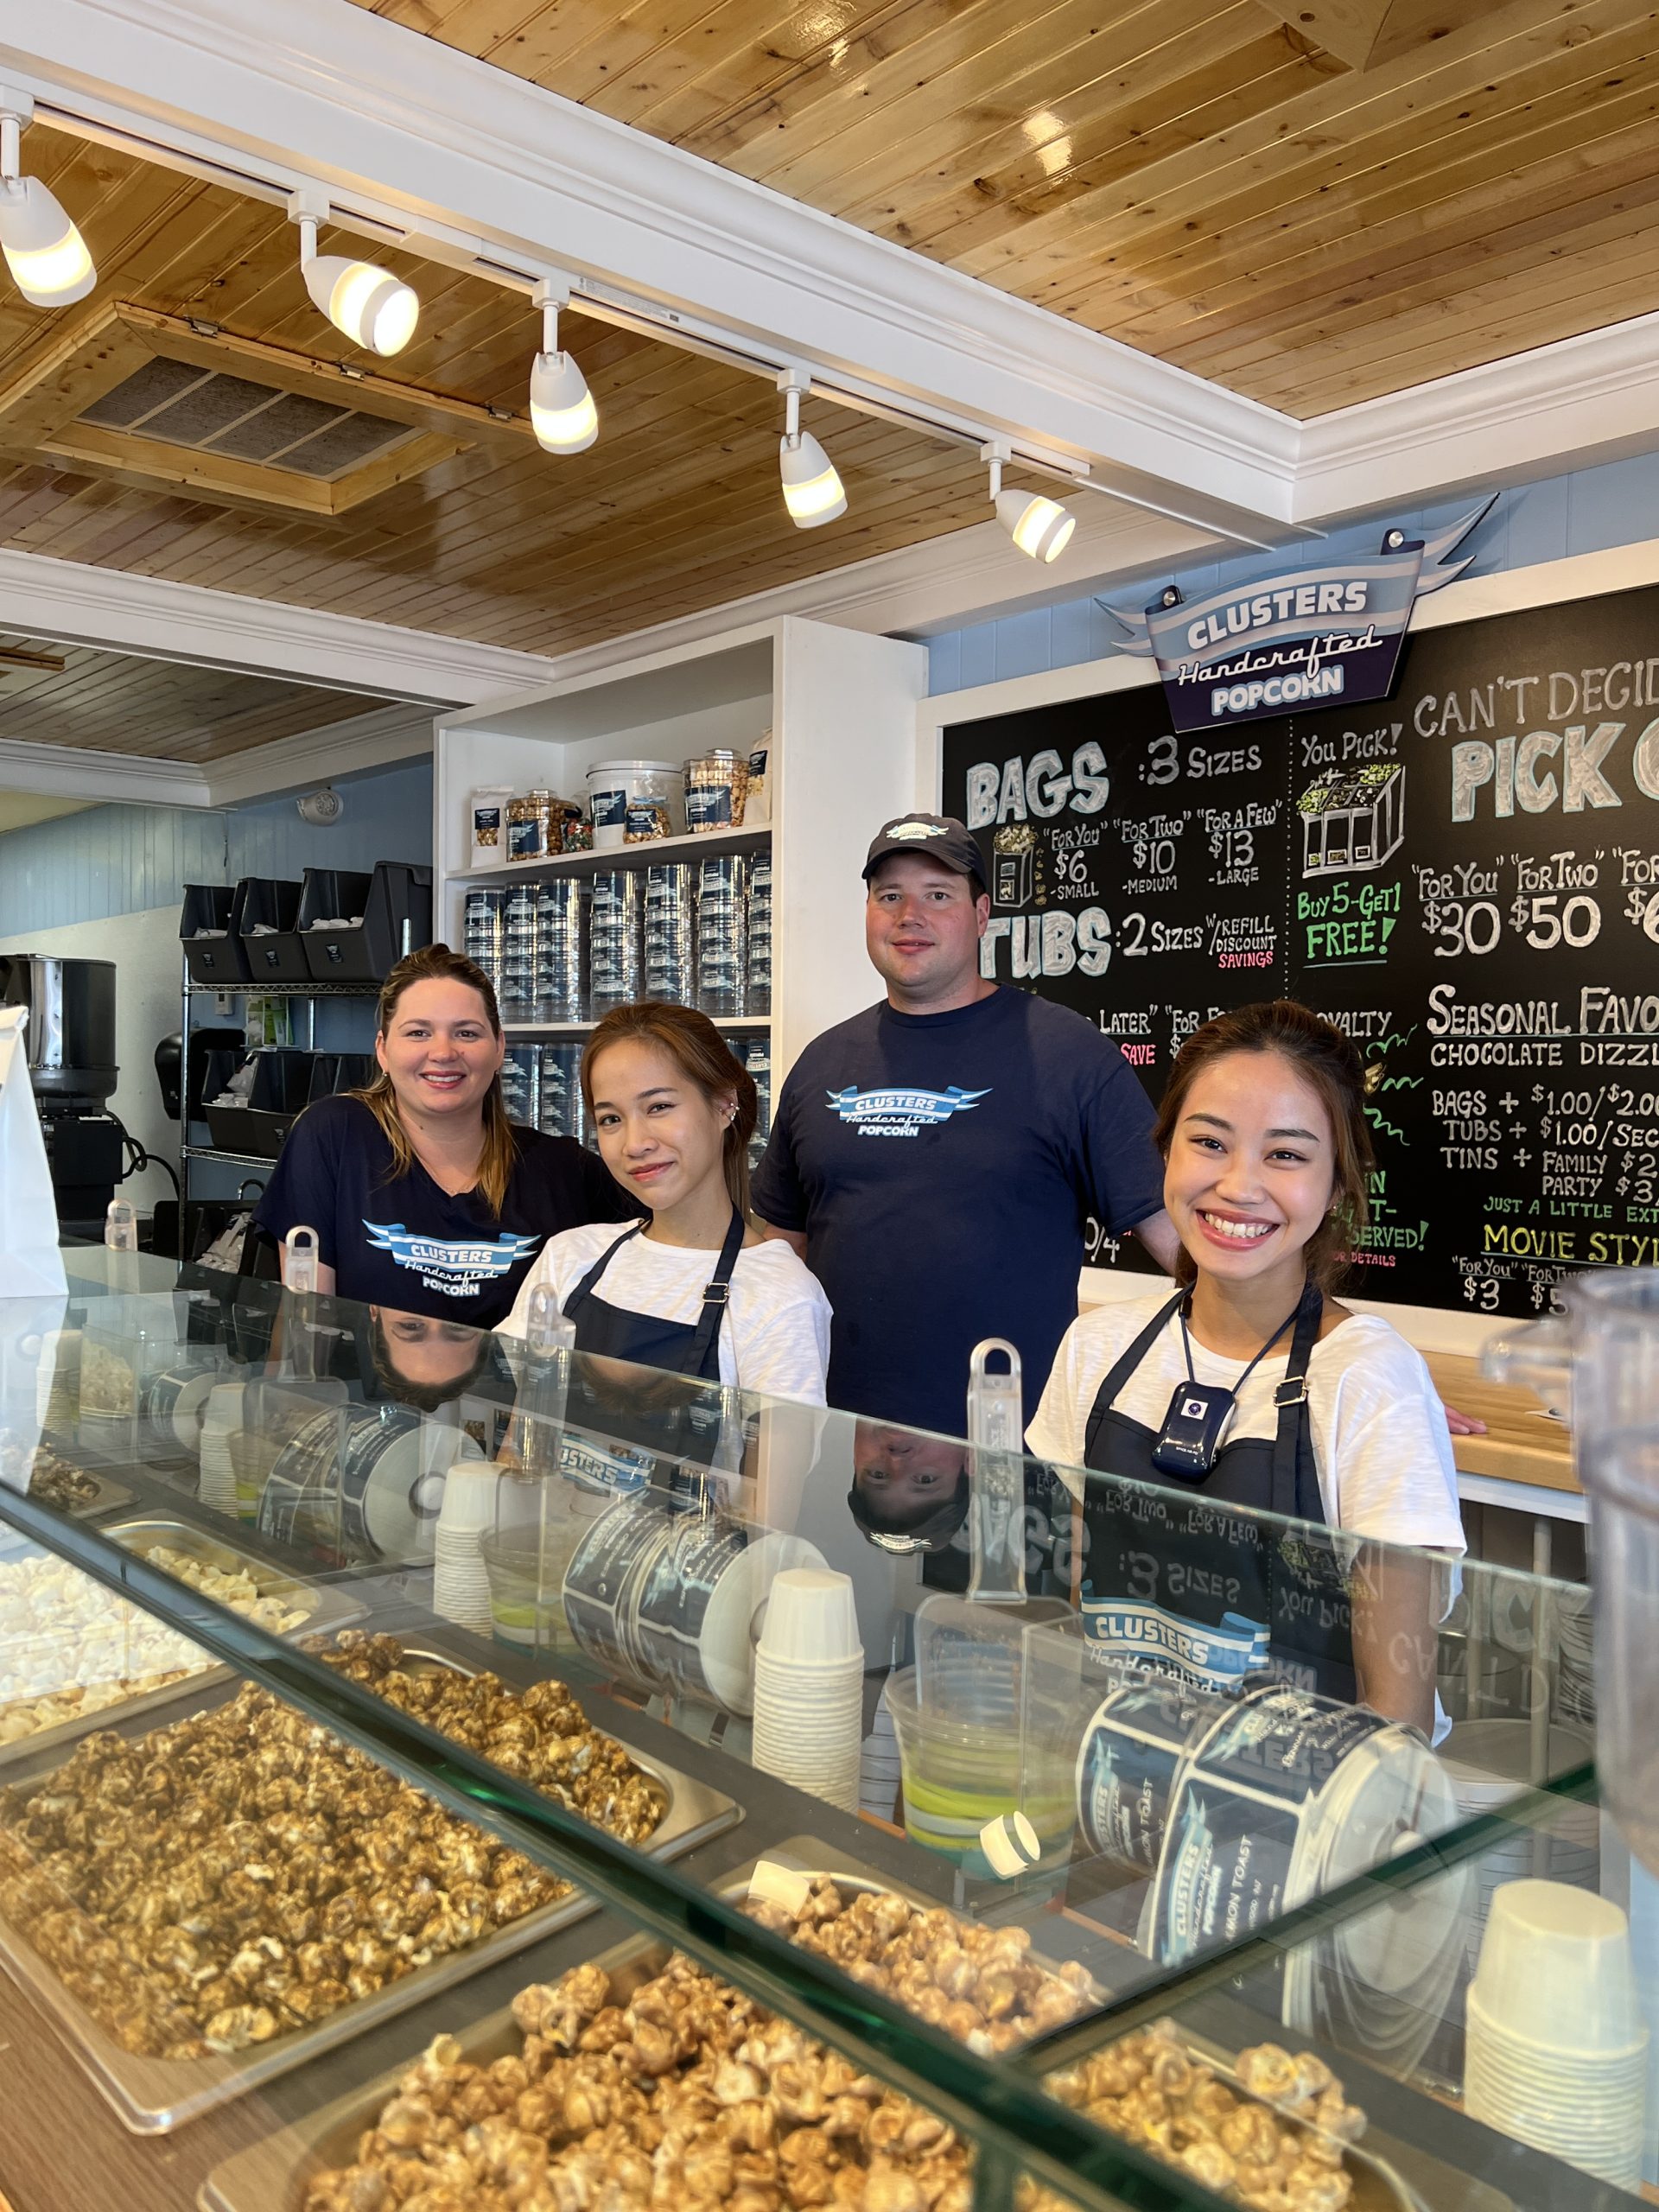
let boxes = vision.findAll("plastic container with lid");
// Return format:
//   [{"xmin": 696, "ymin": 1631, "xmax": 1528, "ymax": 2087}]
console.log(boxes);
[
  {"xmin": 685, "ymin": 748, "xmax": 749, "ymax": 832},
  {"xmin": 585, "ymin": 760, "xmax": 683, "ymax": 849},
  {"xmin": 506, "ymin": 788, "xmax": 557, "ymax": 862}
]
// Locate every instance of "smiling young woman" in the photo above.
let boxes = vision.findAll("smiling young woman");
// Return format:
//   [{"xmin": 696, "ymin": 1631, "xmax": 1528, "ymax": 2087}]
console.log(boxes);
[
  {"xmin": 253, "ymin": 945, "xmax": 636, "ymax": 1326},
  {"xmin": 503, "ymin": 1001, "xmax": 830, "ymax": 1404},
  {"xmin": 1026, "ymin": 1000, "xmax": 1465, "ymax": 1734}
]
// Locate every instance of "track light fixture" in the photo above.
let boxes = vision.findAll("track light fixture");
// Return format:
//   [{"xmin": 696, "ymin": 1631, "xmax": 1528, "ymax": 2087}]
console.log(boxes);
[
  {"xmin": 288, "ymin": 190, "xmax": 418, "ymax": 357},
  {"xmin": 984, "ymin": 442, "xmax": 1076, "ymax": 563},
  {"xmin": 0, "ymin": 92, "xmax": 95, "ymax": 308},
  {"xmin": 779, "ymin": 368, "xmax": 846, "ymax": 528},
  {"xmin": 529, "ymin": 279, "xmax": 597, "ymax": 454}
]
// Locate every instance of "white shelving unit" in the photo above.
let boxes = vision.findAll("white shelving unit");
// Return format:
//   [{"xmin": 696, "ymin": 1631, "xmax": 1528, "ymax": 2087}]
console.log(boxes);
[
  {"xmin": 435, "ymin": 617, "xmax": 928, "ymax": 1083},
  {"xmin": 447, "ymin": 823, "xmax": 769, "ymax": 887}
]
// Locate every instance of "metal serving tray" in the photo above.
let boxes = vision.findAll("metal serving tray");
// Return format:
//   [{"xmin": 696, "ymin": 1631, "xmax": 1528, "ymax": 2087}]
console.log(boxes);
[
  {"xmin": 30, "ymin": 1460, "xmax": 134, "ymax": 1521},
  {"xmin": 200, "ymin": 1840, "xmax": 1431, "ymax": 2212},
  {"xmin": 0, "ymin": 1649, "xmax": 741, "ymax": 2133},
  {"xmin": 0, "ymin": 1462, "xmax": 134, "ymax": 1554},
  {"xmin": 0, "ymin": 1516, "xmax": 366, "ymax": 1770}
]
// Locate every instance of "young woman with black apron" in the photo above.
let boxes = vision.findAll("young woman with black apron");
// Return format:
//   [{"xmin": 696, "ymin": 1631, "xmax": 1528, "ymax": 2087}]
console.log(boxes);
[
  {"xmin": 503, "ymin": 1004, "xmax": 830, "ymax": 1497},
  {"xmin": 1076, "ymin": 1274, "xmax": 1357, "ymax": 1701},
  {"xmin": 1027, "ymin": 1003, "xmax": 1464, "ymax": 1734}
]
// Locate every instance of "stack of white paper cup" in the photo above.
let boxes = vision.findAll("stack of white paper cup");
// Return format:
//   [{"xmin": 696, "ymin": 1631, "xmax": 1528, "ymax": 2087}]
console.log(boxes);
[
  {"xmin": 196, "ymin": 1382, "xmax": 246, "ymax": 1517},
  {"xmin": 752, "ymin": 1567, "xmax": 864, "ymax": 1814},
  {"xmin": 1465, "ymin": 1878, "xmax": 1648, "ymax": 2188},
  {"xmin": 433, "ymin": 1462, "xmax": 499, "ymax": 1635}
]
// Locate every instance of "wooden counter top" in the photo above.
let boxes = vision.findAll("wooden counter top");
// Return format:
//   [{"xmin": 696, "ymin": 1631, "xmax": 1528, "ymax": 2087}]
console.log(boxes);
[{"xmin": 1426, "ymin": 1351, "xmax": 1579, "ymax": 1497}]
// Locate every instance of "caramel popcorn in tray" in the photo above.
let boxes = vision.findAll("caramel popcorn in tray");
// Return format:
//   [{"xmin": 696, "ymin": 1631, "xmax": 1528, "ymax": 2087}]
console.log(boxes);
[
  {"xmin": 304, "ymin": 1880, "xmax": 1367, "ymax": 2212},
  {"xmin": 0, "ymin": 1632, "xmax": 663, "ymax": 2059}
]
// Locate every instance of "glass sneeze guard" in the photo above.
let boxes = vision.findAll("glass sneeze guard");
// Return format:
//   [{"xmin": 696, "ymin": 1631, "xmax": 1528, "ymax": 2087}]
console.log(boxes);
[{"xmin": 0, "ymin": 1242, "xmax": 1624, "ymax": 2212}]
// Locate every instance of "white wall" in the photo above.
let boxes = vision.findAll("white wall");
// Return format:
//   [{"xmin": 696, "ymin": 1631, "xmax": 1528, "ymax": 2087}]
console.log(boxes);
[{"xmin": 0, "ymin": 906, "xmax": 184, "ymax": 1216}]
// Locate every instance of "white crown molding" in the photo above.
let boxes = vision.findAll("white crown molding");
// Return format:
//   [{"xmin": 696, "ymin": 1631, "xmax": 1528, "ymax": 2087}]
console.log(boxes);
[
  {"xmin": 0, "ymin": 549, "xmax": 562, "ymax": 702},
  {"xmin": 0, "ymin": 703, "xmax": 435, "ymax": 810},
  {"xmin": 1, "ymin": 0, "xmax": 1300, "ymax": 525},
  {"xmin": 201, "ymin": 702, "xmax": 435, "ymax": 804},
  {"xmin": 1297, "ymin": 308, "xmax": 1659, "ymax": 522},
  {"xmin": 0, "ymin": 735, "xmax": 211, "ymax": 808}
]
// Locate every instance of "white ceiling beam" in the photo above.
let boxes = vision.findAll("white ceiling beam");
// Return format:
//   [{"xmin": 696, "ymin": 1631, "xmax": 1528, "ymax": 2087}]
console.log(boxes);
[
  {"xmin": 0, "ymin": 0, "xmax": 1303, "ymax": 533},
  {"xmin": 0, "ymin": 548, "xmax": 562, "ymax": 702}
]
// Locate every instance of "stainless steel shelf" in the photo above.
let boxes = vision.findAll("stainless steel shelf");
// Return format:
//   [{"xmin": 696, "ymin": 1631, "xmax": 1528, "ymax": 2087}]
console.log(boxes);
[{"xmin": 181, "ymin": 1144, "xmax": 277, "ymax": 1172}]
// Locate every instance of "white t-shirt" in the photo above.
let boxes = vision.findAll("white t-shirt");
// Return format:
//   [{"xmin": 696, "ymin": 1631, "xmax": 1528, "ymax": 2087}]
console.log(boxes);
[
  {"xmin": 502, "ymin": 1223, "xmax": 832, "ymax": 1406},
  {"xmin": 1027, "ymin": 1293, "xmax": 1465, "ymax": 1553}
]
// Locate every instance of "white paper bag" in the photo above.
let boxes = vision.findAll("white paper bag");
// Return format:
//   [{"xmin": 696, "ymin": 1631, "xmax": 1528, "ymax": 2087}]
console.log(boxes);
[
  {"xmin": 0, "ymin": 1007, "xmax": 68, "ymax": 1300},
  {"xmin": 0, "ymin": 1293, "xmax": 68, "ymax": 1510}
]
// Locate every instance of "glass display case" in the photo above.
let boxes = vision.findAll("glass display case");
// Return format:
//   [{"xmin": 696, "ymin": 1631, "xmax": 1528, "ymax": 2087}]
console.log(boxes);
[{"xmin": 0, "ymin": 1244, "xmax": 1628, "ymax": 2212}]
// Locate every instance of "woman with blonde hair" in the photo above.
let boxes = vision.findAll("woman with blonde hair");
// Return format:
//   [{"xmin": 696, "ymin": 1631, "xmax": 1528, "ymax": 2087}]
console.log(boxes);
[
  {"xmin": 504, "ymin": 1001, "xmax": 830, "ymax": 1403},
  {"xmin": 255, "ymin": 944, "xmax": 633, "ymax": 1324}
]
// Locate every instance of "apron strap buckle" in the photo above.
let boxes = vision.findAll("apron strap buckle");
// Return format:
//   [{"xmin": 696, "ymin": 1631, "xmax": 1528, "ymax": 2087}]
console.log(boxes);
[
  {"xmin": 1273, "ymin": 1376, "xmax": 1309, "ymax": 1409},
  {"xmin": 702, "ymin": 1281, "xmax": 731, "ymax": 1306}
]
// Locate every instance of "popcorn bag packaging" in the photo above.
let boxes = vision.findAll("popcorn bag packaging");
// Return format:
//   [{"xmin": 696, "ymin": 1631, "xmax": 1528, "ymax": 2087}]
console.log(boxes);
[{"xmin": 0, "ymin": 1007, "xmax": 67, "ymax": 1301}]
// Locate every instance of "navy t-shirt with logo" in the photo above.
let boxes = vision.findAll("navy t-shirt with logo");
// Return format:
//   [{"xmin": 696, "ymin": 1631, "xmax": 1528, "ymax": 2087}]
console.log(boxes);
[
  {"xmin": 752, "ymin": 989, "xmax": 1164, "ymax": 1436},
  {"xmin": 254, "ymin": 1094, "xmax": 637, "ymax": 1326}
]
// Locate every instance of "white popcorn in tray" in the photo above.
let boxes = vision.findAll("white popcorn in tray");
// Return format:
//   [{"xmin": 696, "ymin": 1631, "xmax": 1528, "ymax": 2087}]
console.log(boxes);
[{"xmin": 0, "ymin": 1544, "xmax": 313, "ymax": 1745}]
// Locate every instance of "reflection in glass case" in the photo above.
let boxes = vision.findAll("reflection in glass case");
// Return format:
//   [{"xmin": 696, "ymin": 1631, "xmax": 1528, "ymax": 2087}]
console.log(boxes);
[{"xmin": 0, "ymin": 1244, "xmax": 1637, "ymax": 2212}]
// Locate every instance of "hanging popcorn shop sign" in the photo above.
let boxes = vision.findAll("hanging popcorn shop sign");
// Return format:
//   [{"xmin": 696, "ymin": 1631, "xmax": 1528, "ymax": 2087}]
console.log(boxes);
[{"xmin": 1098, "ymin": 498, "xmax": 1494, "ymax": 735}]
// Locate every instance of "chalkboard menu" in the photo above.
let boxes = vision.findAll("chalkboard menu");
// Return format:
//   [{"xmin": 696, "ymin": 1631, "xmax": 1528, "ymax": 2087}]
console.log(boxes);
[{"xmin": 941, "ymin": 580, "xmax": 1659, "ymax": 1318}]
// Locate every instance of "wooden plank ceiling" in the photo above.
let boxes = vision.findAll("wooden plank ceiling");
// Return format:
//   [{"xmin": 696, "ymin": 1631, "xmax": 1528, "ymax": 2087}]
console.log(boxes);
[
  {"xmin": 0, "ymin": 633, "xmax": 397, "ymax": 761},
  {"xmin": 0, "ymin": 124, "xmax": 988, "ymax": 662},
  {"xmin": 344, "ymin": 0, "xmax": 1659, "ymax": 417}
]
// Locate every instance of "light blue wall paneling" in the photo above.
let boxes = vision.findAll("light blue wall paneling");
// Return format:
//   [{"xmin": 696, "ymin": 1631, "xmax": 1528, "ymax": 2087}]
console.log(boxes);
[
  {"xmin": 223, "ymin": 760, "xmax": 433, "ymax": 888},
  {"xmin": 925, "ymin": 454, "xmax": 1659, "ymax": 694},
  {"xmin": 0, "ymin": 759, "xmax": 432, "ymax": 938}
]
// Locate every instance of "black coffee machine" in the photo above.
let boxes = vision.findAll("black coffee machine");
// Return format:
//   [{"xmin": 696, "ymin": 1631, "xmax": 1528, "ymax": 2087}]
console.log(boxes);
[{"xmin": 0, "ymin": 954, "xmax": 124, "ymax": 1235}]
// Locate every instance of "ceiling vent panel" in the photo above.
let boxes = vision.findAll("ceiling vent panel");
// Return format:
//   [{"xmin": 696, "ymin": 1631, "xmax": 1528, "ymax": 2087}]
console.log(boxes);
[{"xmin": 0, "ymin": 302, "xmax": 516, "ymax": 518}]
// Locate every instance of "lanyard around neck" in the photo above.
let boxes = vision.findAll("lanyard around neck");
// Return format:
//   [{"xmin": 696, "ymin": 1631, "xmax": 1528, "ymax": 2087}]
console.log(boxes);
[{"xmin": 1179, "ymin": 1286, "xmax": 1309, "ymax": 1395}]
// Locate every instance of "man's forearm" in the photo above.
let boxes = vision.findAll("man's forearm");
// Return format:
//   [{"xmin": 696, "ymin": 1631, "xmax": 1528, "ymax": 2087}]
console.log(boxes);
[
  {"xmin": 1127, "ymin": 1209, "xmax": 1181, "ymax": 1274},
  {"xmin": 757, "ymin": 1218, "xmax": 809, "ymax": 1261}
]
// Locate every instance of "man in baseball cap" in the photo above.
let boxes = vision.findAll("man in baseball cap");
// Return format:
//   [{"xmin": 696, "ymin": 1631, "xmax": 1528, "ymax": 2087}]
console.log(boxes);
[
  {"xmin": 860, "ymin": 812, "xmax": 987, "ymax": 893},
  {"xmin": 752, "ymin": 807, "xmax": 1179, "ymax": 1441}
]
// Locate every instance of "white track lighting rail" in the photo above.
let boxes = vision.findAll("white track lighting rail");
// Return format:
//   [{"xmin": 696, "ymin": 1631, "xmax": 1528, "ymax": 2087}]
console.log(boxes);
[{"xmin": 3, "ymin": 67, "xmax": 1303, "ymax": 554}]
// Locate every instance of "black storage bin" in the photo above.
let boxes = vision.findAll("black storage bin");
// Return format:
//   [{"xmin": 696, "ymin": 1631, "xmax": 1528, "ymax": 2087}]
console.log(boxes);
[
  {"xmin": 202, "ymin": 1046, "xmax": 257, "ymax": 1154},
  {"xmin": 243, "ymin": 1050, "xmax": 315, "ymax": 1156},
  {"xmin": 306, "ymin": 1052, "xmax": 376, "ymax": 1105},
  {"xmin": 181, "ymin": 885, "xmax": 251, "ymax": 984},
  {"xmin": 205, "ymin": 1049, "xmax": 311, "ymax": 1158},
  {"xmin": 233, "ymin": 875, "xmax": 308, "ymax": 982},
  {"xmin": 296, "ymin": 868, "xmax": 374, "ymax": 962},
  {"xmin": 302, "ymin": 860, "xmax": 432, "ymax": 982}
]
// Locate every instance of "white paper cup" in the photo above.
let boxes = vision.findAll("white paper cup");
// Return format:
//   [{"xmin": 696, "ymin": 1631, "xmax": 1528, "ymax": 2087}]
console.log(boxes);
[
  {"xmin": 757, "ymin": 1567, "xmax": 861, "ymax": 1662},
  {"xmin": 1473, "ymin": 1879, "xmax": 1644, "ymax": 2055}
]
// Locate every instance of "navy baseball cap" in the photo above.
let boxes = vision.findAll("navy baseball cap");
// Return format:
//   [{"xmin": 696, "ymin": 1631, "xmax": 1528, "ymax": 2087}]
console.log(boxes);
[{"xmin": 861, "ymin": 812, "xmax": 986, "ymax": 892}]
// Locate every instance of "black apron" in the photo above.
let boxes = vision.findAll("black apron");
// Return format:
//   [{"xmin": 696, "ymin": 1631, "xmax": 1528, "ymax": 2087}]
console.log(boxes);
[
  {"xmin": 557, "ymin": 1212, "xmax": 746, "ymax": 1490},
  {"xmin": 1078, "ymin": 1281, "xmax": 1356, "ymax": 1700}
]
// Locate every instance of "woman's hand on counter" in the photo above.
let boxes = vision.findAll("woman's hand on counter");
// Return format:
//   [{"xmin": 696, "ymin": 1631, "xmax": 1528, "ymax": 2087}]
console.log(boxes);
[{"xmin": 1443, "ymin": 1401, "xmax": 1487, "ymax": 1436}]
